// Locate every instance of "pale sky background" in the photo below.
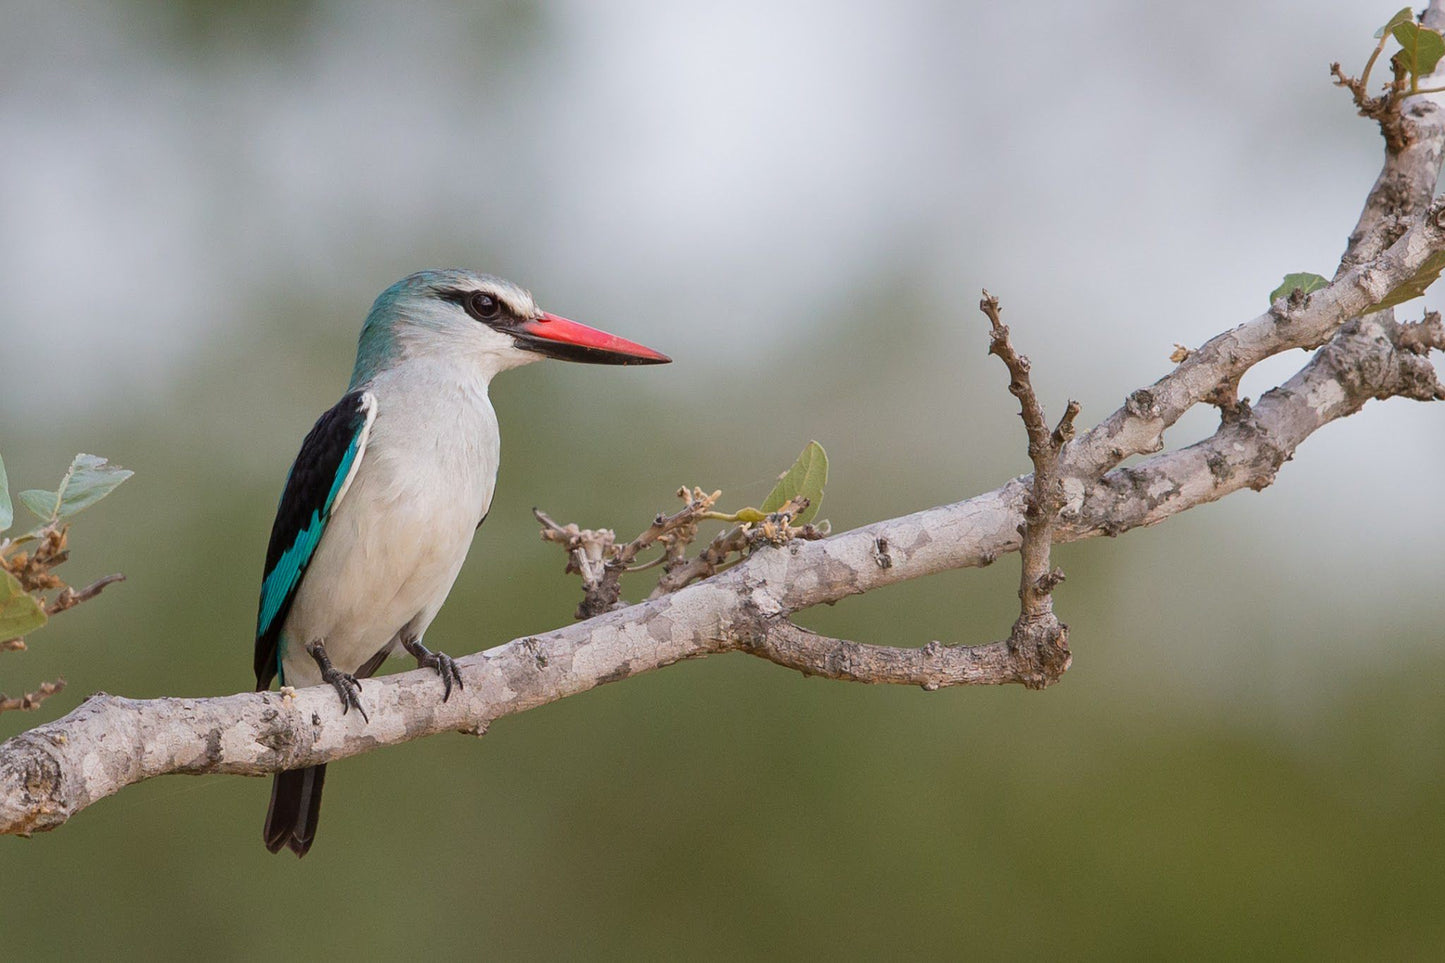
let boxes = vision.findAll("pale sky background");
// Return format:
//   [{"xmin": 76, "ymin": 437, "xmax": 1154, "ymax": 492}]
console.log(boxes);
[{"xmin": 0, "ymin": 0, "xmax": 1398, "ymax": 390}]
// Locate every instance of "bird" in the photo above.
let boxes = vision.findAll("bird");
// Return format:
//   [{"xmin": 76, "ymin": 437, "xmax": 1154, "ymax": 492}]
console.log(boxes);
[{"xmin": 254, "ymin": 269, "xmax": 669, "ymax": 856}]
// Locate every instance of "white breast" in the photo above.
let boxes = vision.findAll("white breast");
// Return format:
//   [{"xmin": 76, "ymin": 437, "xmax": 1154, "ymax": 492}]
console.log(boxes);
[{"xmin": 279, "ymin": 359, "xmax": 499, "ymax": 687}]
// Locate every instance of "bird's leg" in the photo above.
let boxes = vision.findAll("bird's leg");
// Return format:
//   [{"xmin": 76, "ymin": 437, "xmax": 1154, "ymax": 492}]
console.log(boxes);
[
  {"xmin": 305, "ymin": 640, "xmax": 368, "ymax": 722},
  {"xmin": 401, "ymin": 634, "xmax": 464, "ymax": 702}
]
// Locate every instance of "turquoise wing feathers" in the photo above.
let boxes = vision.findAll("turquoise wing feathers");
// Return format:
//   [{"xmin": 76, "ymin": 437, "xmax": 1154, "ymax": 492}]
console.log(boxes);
[{"xmin": 254, "ymin": 391, "xmax": 376, "ymax": 689}]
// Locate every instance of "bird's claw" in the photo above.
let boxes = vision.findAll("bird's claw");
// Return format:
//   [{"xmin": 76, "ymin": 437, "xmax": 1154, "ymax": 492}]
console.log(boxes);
[
  {"xmin": 402, "ymin": 637, "xmax": 465, "ymax": 702},
  {"xmin": 325, "ymin": 670, "xmax": 368, "ymax": 721},
  {"xmin": 430, "ymin": 651, "xmax": 464, "ymax": 702},
  {"xmin": 306, "ymin": 639, "xmax": 369, "ymax": 722}
]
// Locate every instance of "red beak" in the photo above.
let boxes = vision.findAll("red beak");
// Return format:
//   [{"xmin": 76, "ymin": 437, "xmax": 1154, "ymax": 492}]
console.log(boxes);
[{"xmin": 510, "ymin": 312, "xmax": 671, "ymax": 365}]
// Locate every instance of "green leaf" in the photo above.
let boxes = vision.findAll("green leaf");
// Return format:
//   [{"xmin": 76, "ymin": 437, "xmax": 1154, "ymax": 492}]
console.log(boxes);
[
  {"xmin": 0, "ymin": 450, "xmax": 10, "ymax": 533},
  {"xmin": 761, "ymin": 441, "xmax": 828, "ymax": 526},
  {"xmin": 1269, "ymin": 272, "xmax": 1329, "ymax": 303},
  {"xmin": 1376, "ymin": 7, "xmax": 1414, "ymax": 39},
  {"xmin": 732, "ymin": 508, "xmax": 768, "ymax": 524},
  {"xmin": 0, "ymin": 570, "xmax": 47, "ymax": 642},
  {"xmin": 1366, "ymin": 249, "xmax": 1445, "ymax": 310},
  {"xmin": 1392, "ymin": 21, "xmax": 1445, "ymax": 77},
  {"xmin": 19, "ymin": 489, "xmax": 59, "ymax": 522},
  {"xmin": 53, "ymin": 453, "xmax": 132, "ymax": 519}
]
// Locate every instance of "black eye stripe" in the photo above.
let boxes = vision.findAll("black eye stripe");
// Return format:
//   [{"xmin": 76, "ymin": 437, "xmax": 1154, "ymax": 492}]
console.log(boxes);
[{"xmin": 438, "ymin": 287, "xmax": 510, "ymax": 324}]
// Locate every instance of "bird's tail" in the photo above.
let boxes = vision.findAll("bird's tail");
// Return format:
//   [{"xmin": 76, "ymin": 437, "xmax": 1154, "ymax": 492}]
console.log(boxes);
[{"xmin": 263, "ymin": 764, "xmax": 326, "ymax": 857}]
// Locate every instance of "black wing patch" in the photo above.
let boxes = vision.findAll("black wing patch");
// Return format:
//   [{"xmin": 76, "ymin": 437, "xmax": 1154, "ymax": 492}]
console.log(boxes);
[{"xmin": 254, "ymin": 390, "xmax": 374, "ymax": 690}]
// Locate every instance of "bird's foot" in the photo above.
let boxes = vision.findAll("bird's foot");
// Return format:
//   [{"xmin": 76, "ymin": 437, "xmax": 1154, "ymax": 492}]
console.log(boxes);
[
  {"xmin": 402, "ymin": 636, "xmax": 465, "ymax": 702},
  {"xmin": 305, "ymin": 640, "xmax": 369, "ymax": 722}
]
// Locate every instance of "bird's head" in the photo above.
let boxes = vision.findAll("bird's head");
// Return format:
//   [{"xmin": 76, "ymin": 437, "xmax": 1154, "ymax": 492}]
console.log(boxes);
[{"xmin": 350, "ymin": 269, "xmax": 670, "ymax": 386}]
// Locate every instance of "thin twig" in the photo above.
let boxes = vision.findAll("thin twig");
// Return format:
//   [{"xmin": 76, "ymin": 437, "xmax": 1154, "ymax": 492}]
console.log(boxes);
[
  {"xmin": 979, "ymin": 291, "xmax": 1075, "ymax": 685},
  {"xmin": 0, "ymin": 679, "xmax": 65, "ymax": 715},
  {"xmin": 45, "ymin": 573, "xmax": 126, "ymax": 616}
]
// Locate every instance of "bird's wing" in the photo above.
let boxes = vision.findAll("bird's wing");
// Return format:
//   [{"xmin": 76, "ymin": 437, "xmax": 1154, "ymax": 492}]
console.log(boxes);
[{"xmin": 254, "ymin": 390, "xmax": 377, "ymax": 690}]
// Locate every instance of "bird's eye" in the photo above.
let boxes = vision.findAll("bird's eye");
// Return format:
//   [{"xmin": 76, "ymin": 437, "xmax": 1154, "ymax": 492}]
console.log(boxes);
[{"xmin": 467, "ymin": 292, "xmax": 502, "ymax": 322}]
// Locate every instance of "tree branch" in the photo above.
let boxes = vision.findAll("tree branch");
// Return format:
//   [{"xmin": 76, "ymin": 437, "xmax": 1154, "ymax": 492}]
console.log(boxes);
[
  {"xmin": 3, "ymin": 283, "xmax": 1437, "ymax": 836},
  {"xmin": 740, "ymin": 624, "xmax": 1030, "ymax": 690},
  {"xmin": 3, "ymin": 14, "xmax": 1444, "ymax": 837},
  {"xmin": 1061, "ymin": 201, "xmax": 1445, "ymax": 483}
]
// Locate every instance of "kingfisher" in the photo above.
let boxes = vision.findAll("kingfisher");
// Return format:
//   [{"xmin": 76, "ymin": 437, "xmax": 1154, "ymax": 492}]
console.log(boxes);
[{"xmin": 254, "ymin": 269, "xmax": 669, "ymax": 856}]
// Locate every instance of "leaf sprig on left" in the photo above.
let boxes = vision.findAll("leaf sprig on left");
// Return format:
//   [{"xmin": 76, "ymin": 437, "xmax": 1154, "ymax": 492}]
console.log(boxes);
[{"xmin": 0, "ymin": 451, "xmax": 130, "ymax": 714}]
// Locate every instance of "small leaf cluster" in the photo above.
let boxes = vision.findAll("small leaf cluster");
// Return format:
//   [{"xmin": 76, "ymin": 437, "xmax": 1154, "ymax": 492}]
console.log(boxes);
[
  {"xmin": 1377, "ymin": 8, "xmax": 1445, "ymax": 82},
  {"xmin": 1269, "ymin": 251, "xmax": 1445, "ymax": 312},
  {"xmin": 536, "ymin": 441, "xmax": 830, "ymax": 619},
  {"xmin": 707, "ymin": 441, "xmax": 828, "ymax": 527},
  {"xmin": 1330, "ymin": 9, "xmax": 1445, "ymax": 154},
  {"xmin": 1, "ymin": 450, "xmax": 130, "ymax": 713},
  {"xmin": 14, "ymin": 453, "xmax": 133, "ymax": 526},
  {"xmin": 1268, "ymin": 272, "xmax": 1330, "ymax": 305}
]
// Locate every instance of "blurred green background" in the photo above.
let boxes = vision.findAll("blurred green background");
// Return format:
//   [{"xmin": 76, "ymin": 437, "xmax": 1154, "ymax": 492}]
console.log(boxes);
[{"xmin": 4, "ymin": 0, "xmax": 1444, "ymax": 958}]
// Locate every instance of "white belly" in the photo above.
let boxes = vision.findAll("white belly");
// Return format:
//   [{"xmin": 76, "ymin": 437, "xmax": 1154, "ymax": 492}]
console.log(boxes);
[{"xmin": 279, "ymin": 367, "xmax": 498, "ymax": 687}]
